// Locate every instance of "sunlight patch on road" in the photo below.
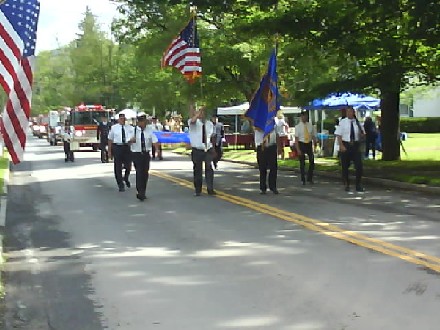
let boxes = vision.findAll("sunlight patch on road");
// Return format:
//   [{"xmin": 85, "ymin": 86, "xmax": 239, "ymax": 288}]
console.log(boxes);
[{"xmin": 151, "ymin": 170, "xmax": 440, "ymax": 274}]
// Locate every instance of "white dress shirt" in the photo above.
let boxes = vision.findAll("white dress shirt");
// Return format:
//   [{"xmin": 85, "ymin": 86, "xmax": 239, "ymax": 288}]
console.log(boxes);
[
  {"xmin": 295, "ymin": 121, "xmax": 315, "ymax": 143},
  {"xmin": 188, "ymin": 118, "xmax": 215, "ymax": 150},
  {"xmin": 335, "ymin": 118, "xmax": 364, "ymax": 142},
  {"xmin": 151, "ymin": 122, "xmax": 163, "ymax": 132},
  {"xmin": 108, "ymin": 124, "xmax": 134, "ymax": 144},
  {"xmin": 130, "ymin": 126, "xmax": 158, "ymax": 152},
  {"xmin": 254, "ymin": 130, "xmax": 277, "ymax": 147},
  {"xmin": 275, "ymin": 118, "xmax": 288, "ymax": 136}
]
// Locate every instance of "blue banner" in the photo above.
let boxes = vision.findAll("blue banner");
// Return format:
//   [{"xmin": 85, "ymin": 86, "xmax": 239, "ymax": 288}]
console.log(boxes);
[
  {"xmin": 153, "ymin": 131, "xmax": 190, "ymax": 144},
  {"xmin": 245, "ymin": 48, "xmax": 280, "ymax": 137}
]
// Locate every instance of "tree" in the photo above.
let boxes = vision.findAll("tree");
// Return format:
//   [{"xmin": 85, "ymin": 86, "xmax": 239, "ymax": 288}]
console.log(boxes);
[{"xmin": 223, "ymin": 0, "xmax": 439, "ymax": 160}]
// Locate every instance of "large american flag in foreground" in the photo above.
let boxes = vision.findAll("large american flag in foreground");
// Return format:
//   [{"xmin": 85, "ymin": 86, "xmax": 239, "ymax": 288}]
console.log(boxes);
[
  {"xmin": 0, "ymin": 0, "xmax": 40, "ymax": 164},
  {"xmin": 161, "ymin": 16, "xmax": 201, "ymax": 84}
]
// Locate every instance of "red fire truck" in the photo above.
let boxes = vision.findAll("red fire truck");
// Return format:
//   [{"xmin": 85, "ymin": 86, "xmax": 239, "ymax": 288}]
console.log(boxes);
[{"xmin": 69, "ymin": 104, "xmax": 113, "ymax": 151}]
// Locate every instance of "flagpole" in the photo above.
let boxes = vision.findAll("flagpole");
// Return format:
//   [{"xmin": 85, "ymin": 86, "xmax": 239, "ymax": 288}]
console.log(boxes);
[{"xmin": 189, "ymin": 5, "xmax": 204, "ymax": 102}]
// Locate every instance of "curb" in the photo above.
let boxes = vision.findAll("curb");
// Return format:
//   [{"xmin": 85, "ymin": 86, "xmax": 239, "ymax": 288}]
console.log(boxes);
[{"xmin": 222, "ymin": 158, "xmax": 440, "ymax": 196}]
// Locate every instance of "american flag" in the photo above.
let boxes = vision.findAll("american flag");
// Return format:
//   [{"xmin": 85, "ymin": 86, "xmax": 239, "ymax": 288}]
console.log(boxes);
[
  {"xmin": 161, "ymin": 16, "xmax": 201, "ymax": 84},
  {"xmin": 0, "ymin": 0, "xmax": 40, "ymax": 164}
]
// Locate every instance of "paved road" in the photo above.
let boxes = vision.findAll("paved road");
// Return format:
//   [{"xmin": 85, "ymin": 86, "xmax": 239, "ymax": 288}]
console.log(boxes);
[{"xmin": 2, "ymin": 136, "xmax": 440, "ymax": 330}]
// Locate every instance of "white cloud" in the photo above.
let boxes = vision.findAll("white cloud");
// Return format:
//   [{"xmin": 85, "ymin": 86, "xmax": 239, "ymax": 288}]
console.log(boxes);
[{"xmin": 36, "ymin": 0, "xmax": 119, "ymax": 53}]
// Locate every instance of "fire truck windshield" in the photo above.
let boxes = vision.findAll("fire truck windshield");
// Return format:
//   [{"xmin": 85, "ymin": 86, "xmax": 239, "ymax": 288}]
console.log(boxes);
[{"xmin": 71, "ymin": 111, "xmax": 108, "ymax": 125}]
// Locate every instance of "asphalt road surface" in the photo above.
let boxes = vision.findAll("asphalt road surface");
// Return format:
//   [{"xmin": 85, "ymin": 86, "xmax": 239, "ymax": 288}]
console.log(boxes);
[{"xmin": 2, "ymin": 136, "xmax": 440, "ymax": 330}]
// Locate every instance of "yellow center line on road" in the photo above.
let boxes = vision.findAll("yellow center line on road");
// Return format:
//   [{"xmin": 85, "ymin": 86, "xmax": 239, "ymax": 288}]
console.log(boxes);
[{"xmin": 151, "ymin": 170, "xmax": 440, "ymax": 273}]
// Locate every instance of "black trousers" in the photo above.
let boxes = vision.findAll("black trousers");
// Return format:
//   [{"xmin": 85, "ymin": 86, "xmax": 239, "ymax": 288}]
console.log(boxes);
[
  {"xmin": 256, "ymin": 144, "xmax": 277, "ymax": 192},
  {"xmin": 340, "ymin": 141, "xmax": 363, "ymax": 188},
  {"xmin": 113, "ymin": 145, "xmax": 132, "ymax": 186},
  {"xmin": 191, "ymin": 148, "xmax": 214, "ymax": 193},
  {"xmin": 100, "ymin": 141, "xmax": 109, "ymax": 162},
  {"xmin": 213, "ymin": 143, "xmax": 223, "ymax": 165},
  {"xmin": 365, "ymin": 137, "xmax": 376, "ymax": 159},
  {"xmin": 63, "ymin": 141, "xmax": 74, "ymax": 161},
  {"xmin": 132, "ymin": 152, "xmax": 151, "ymax": 197},
  {"xmin": 298, "ymin": 141, "xmax": 314, "ymax": 182}
]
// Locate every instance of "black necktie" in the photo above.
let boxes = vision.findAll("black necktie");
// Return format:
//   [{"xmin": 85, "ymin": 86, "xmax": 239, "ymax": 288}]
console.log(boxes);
[
  {"xmin": 350, "ymin": 121, "xmax": 355, "ymax": 142},
  {"xmin": 141, "ymin": 130, "xmax": 146, "ymax": 154},
  {"xmin": 202, "ymin": 123, "xmax": 206, "ymax": 148},
  {"xmin": 121, "ymin": 125, "xmax": 126, "ymax": 144}
]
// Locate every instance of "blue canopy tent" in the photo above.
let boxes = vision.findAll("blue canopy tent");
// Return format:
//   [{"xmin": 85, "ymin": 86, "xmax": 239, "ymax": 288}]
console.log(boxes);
[{"xmin": 306, "ymin": 92, "xmax": 380, "ymax": 110}]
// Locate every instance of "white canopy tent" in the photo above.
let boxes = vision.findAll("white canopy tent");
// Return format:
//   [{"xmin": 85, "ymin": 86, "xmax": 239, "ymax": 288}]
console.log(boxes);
[{"xmin": 117, "ymin": 108, "xmax": 138, "ymax": 119}]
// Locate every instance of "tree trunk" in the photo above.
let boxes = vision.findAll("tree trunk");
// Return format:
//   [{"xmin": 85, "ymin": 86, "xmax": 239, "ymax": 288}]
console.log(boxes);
[{"xmin": 380, "ymin": 90, "xmax": 400, "ymax": 161}]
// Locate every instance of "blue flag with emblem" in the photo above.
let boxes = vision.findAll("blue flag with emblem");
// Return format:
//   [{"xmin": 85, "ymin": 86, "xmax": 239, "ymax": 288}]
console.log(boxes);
[{"xmin": 245, "ymin": 48, "xmax": 280, "ymax": 137}]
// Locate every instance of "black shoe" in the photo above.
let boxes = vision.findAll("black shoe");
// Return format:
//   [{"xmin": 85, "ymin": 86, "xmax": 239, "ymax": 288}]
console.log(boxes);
[
  {"xmin": 194, "ymin": 192, "xmax": 201, "ymax": 197},
  {"xmin": 345, "ymin": 186, "xmax": 350, "ymax": 192},
  {"xmin": 119, "ymin": 185, "xmax": 125, "ymax": 192},
  {"xmin": 307, "ymin": 179, "xmax": 314, "ymax": 184},
  {"xmin": 65, "ymin": 158, "xmax": 68, "ymax": 162},
  {"xmin": 125, "ymin": 180, "xmax": 131, "ymax": 188},
  {"xmin": 301, "ymin": 180, "xmax": 306, "ymax": 185},
  {"xmin": 271, "ymin": 189, "xmax": 279, "ymax": 195},
  {"xmin": 260, "ymin": 190, "xmax": 267, "ymax": 195},
  {"xmin": 136, "ymin": 194, "xmax": 146, "ymax": 201},
  {"xmin": 207, "ymin": 190, "xmax": 216, "ymax": 196},
  {"xmin": 356, "ymin": 186, "xmax": 365, "ymax": 192}
]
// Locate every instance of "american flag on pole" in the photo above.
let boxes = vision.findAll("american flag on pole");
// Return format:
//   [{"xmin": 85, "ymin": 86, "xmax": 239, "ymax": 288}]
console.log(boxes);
[
  {"xmin": 161, "ymin": 16, "xmax": 201, "ymax": 84},
  {"xmin": 0, "ymin": 0, "xmax": 40, "ymax": 164}
]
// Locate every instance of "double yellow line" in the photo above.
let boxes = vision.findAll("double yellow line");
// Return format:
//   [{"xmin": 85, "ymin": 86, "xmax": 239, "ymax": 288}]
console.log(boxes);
[{"xmin": 152, "ymin": 170, "xmax": 440, "ymax": 273}]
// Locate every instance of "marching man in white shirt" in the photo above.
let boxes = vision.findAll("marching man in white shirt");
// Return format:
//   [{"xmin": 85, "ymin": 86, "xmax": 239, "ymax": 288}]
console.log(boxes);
[
  {"xmin": 255, "ymin": 126, "xmax": 279, "ymax": 195},
  {"xmin": 295, "ymin": 111, "xmax": 316, "ymax": 185},
  {"xmin": 188, "ymin": 104, "xmax": 216, "ymax": 196},
  {"xmin": 129, "ymin": 112, "xmax": 158, "ymax": 201},
  {"xmin": 335, "ymin": 106, "xmax": 365, "ymax": 192},
  {"xmin": 108, "ymin": 113, "xmax": 135, "ymax": 192}
]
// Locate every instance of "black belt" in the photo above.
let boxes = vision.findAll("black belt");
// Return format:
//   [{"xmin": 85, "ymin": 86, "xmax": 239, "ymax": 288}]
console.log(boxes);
[{"xmin": 343, "ymin": 141, "xmax": 359, "ymax": 146}]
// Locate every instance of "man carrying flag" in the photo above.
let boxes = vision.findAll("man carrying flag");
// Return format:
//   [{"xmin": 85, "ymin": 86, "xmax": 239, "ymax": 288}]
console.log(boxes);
[
  {"xmin": 161, "ymin": 15, "xmax": 201, "ymax": 84},
  {"xmin": 0, "ymin": 0, "xmax": 40, "ymax": 164},
  {"xmin": 245, "ymin": 48, "xmax": 280, "ymax": 195}
]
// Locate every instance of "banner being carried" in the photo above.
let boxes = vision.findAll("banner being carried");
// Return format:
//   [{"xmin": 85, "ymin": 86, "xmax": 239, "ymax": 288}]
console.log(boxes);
[{"xmin": 245, "ymin": 48, "xmax": 280, "ymax": 137}]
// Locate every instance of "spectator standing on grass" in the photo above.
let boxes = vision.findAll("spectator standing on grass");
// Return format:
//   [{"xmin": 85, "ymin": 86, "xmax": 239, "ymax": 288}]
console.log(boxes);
[
  {"xmin": 363, "ymin": 116, "xmax": 378, "ymax": 160},
  {"xmin": 275, "ymin": 112, "xmax": 289, "ymax": 160},
  {"xmin": 151, "ymin": 116, "xmax": 163, "ymax": 160}
]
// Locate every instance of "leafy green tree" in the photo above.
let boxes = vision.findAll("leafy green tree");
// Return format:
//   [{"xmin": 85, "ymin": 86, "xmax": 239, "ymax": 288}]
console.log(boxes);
[{"xmin": 222, "ymin": 0, "xmax": 439, "ymax": 160}]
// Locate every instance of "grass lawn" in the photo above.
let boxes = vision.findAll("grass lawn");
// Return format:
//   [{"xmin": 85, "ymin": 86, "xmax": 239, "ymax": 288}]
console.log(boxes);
[
  {"xmin": 400, "ymin": 133, "xmax": 440, "ymax": 161},
  {"xmin": 0, "ymin": 150, "xmax": 9, "ymax": 195}
]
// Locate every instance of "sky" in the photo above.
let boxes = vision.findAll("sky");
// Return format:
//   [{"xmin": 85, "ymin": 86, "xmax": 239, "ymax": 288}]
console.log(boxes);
[{"xmin": 36, "ymin": 0, "xmax": 119, "ymax": 53}]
